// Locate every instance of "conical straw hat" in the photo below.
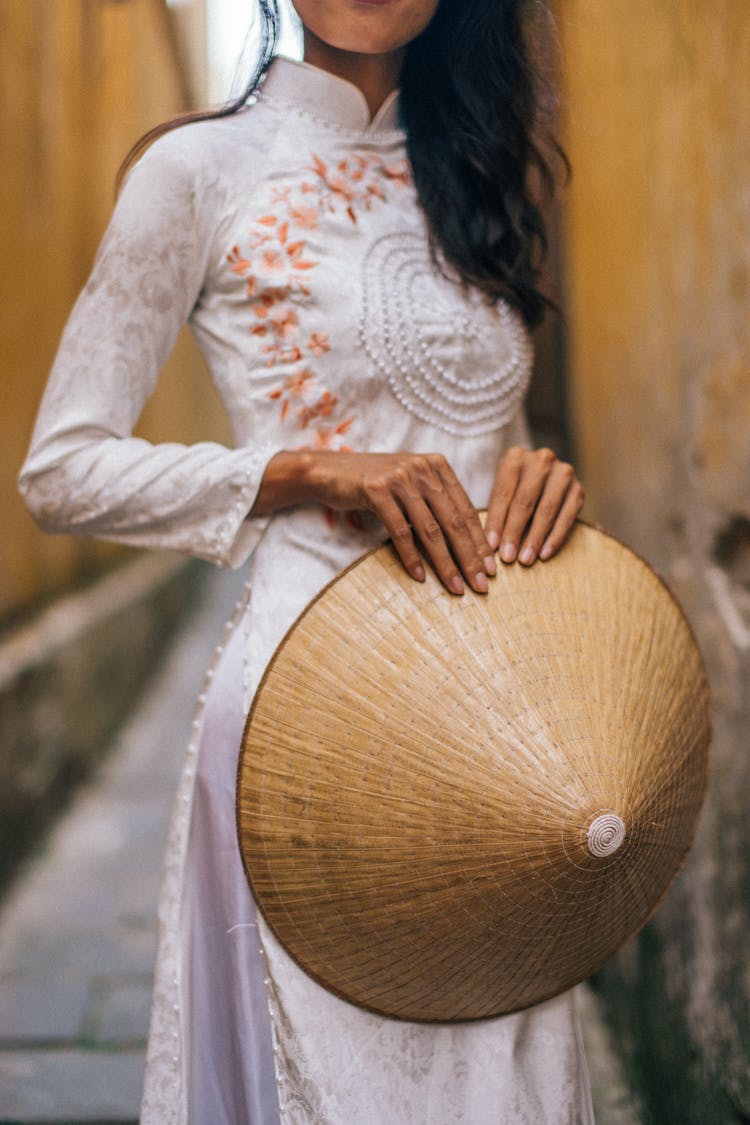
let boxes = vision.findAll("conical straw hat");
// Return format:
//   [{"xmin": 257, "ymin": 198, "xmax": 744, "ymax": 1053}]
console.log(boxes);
[{"xmin": 237, "ymin": 521, "xmax": 710, "ymax": 1021}]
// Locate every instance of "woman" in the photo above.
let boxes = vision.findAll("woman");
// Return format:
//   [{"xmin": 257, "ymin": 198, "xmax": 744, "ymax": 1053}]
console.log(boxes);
[{"xmin": 19, "ymin": 1, "xmax": 591, "ymax": 1120}]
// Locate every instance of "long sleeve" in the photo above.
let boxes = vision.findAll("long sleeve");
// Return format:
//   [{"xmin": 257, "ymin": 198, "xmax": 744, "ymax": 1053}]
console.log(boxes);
[{"xmin": 18, "ymin": 132, "xmax": 282, "ymax": 568}]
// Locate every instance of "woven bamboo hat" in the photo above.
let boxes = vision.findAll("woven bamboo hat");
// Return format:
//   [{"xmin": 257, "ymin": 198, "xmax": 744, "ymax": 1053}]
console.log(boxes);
[{"xmin": 237, "ymin": 521, "xmax": 710, "ymax": 1021}]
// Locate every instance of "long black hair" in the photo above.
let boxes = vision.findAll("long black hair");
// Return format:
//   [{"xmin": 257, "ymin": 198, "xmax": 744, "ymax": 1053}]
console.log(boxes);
[
  {"xmin": 402, "ymin": 1, "xmax": 564, "ymax": 327},
  {"xmin": 119, "ymin": 0, "xmax": 563, "ymax": 327}
]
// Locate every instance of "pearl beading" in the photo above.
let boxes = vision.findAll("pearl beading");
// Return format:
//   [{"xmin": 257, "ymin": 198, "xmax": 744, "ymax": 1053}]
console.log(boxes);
[
  {"xmin": 259, "ymin": 94, "xmax": 405, "ymax": 144},
  {"xmin": 140, "ymin": 578, "xmax": 253, "ymax": 1121},
  {"xmin": 359, "ymin": 233, "xmax": 533, "ymax": 437},
  {"xmin": 213, "ymin": 443, "xmax": 278, "ymax": 565},
  {"xmin": 256, "ymin": 928, "xmax": 289, "ymax": 1118}
]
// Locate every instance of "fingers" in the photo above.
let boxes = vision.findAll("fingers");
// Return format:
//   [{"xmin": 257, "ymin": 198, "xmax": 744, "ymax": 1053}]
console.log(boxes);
[
  {"xmin": 401, "ymin": 494, "xmax": 481, "ymax": 596},
  {"xmin": 319, "ymin": 446, "xmax": 583, "ymax": 588},
  {"xmin": 400, "ymin": 456, "xmax": 490, "ymax": 595},
  {"xmin": 427, "ymin": 456, "xmax": 496, "ymax": 578},
  {"xmin": 485, "ymin": 445, "xmax": 529, "ymax": 558},
  {"xmin": 518, "ymin": 460, "xmax": 584, "ymax": 564},
  {"xmin": 375, "ymin": 494, "xmax": 427, "ymax": 584},
  {"xmin": 487, "ymin": 447, "xmax": 585, "ymax": 566},
  {"xmin": 537, "ymin": 480, "xmax": 585, "ymax": 560},
  {"xmin": 363, "ymin": 453, "xmax": 493, "ymax": 595}
]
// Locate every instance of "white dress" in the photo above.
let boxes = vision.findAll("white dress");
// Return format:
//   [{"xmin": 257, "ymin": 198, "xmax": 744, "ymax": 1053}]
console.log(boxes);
[{"xmin": 19, "ymin": 57, "xmax": 595, "ymax": 1125}]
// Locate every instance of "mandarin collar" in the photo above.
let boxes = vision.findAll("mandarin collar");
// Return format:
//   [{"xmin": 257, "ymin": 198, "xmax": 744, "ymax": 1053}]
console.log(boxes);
[{"xmin": 259, "ymin": 56, "xmax": 402, "ymax": 136}]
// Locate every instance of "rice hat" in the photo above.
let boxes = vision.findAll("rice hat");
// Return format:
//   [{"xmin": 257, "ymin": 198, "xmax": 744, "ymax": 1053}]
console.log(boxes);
[{"xmin": 237, "ymin": 521, "xmax": 711, "ymax": 1021}]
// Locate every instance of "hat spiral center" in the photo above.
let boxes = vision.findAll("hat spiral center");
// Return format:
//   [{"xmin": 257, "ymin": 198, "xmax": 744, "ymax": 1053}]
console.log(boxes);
[{"xmin": 587, "ymin": 813, "xmax": 626, "ymax": 857}]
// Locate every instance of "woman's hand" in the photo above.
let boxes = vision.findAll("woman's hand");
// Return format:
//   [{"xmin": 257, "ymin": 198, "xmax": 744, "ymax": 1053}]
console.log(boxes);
[
  {"xmin": 254, "ymin": 446, "xmax": 584, "ymax": 595},
  {"xmin": 255, "ymin": 449, "xmax": 496, "ymax": 595},
  {"xmin": 485, "ymin": 446, "xmax": 585, "ymax": 566}
]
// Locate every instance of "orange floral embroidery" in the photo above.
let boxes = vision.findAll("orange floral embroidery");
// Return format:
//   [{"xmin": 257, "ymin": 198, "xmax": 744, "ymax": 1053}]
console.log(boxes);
[
  {"xmin": 259, "ymin": 248, "xmax": 286, "ymax": 273},
  {"xmin": 297, "ymin": 418, "xmax": 354, "ymax": 451},
  {"xmin": 267, "ymin": 306, "xmax": 298, "ymax": 337},
  {"xmin": 383, "ymin": 162, "xmax": 411, "ymax": 187},
  {"xmin": 226, "ymin": 149, "xmax": 410, "ymax": 521},
  {"xmin": 268, "ymin": 368, "xmax": 315, "ymax": 400},
  {"xmin": 288, "ymin": 204, "xmax": 319, "ymax": 230},
  {"xmin": 227, "ymin": 246, "xmax": 251, "ymax": 274},
  {"xmin": 304, "ymin": 152, "xmax": 409, "ymax": 225},
  {"xmin": 297, "ymin": 390, "xmax": 342, "ymax": 429},
  {"xmin": 307, "ymin": 331, "xmax": 331, "ymax": 356}
]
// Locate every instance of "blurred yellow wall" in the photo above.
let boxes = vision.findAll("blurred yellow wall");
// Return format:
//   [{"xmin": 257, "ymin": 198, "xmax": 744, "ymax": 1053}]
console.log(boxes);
[
  {"xmin": 2, "ymin": 0, "xmax": 227, "ymax": 622},
  {"xmin": 561, "ymin": 1, "xmax": 749, "ymax": 554},
  {"xmin": 560, "ymin": 3, "xmax": 750, "ymax": 1117}
]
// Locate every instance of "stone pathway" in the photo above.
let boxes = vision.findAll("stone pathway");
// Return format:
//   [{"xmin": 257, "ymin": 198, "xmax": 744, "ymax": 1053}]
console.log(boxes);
[{"xmin": 0, "ymin": 566, "xmax": 244, "ymax": 1124}]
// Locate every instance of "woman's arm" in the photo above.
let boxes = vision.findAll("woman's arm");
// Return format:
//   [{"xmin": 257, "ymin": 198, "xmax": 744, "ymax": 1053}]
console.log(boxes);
[{"xmin": 18, "ymin": 131, "xmax": 283, "ymax": 569}]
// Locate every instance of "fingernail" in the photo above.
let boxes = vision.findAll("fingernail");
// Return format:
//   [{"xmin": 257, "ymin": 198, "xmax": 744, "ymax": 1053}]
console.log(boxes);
[
  {"xmin": 484, "ymin": 555, "xmax": 497, "ymax": 576},
  {"xmin": 539, "ymin": 543, "xmax": 553, "ymax": 560},
  {"xmin": 414, "ymin": 564, "xmax": 426, "ymax": 581},
  {"xmin": 486, "ymin": 530, "xmax": 500, "ymax": 550},
  {"xmin": 475, "ymin": 572, "xmax": 489, "ymax": 593},
  {"xmin": 500, "ymin": 541, "xmax": 516, "ymax": 563},
  {"xmin": 519, "ymin": 546, "xmax": 535, "ymax": 565},
  {"xmin": 451, "ymin": 576, "xmax": 464, "ymax": 595}
]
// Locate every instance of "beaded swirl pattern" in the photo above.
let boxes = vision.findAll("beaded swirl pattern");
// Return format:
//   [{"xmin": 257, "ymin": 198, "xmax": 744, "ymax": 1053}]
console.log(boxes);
[{"xmin": 360, "ymin": 233, "xmax": 533, "ymax": 437}]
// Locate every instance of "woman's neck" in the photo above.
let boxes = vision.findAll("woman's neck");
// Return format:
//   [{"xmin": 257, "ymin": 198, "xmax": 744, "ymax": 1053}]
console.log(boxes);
[{"xmin": 302, "ymin": 30, "xmax": 402, "ymax": 119}]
